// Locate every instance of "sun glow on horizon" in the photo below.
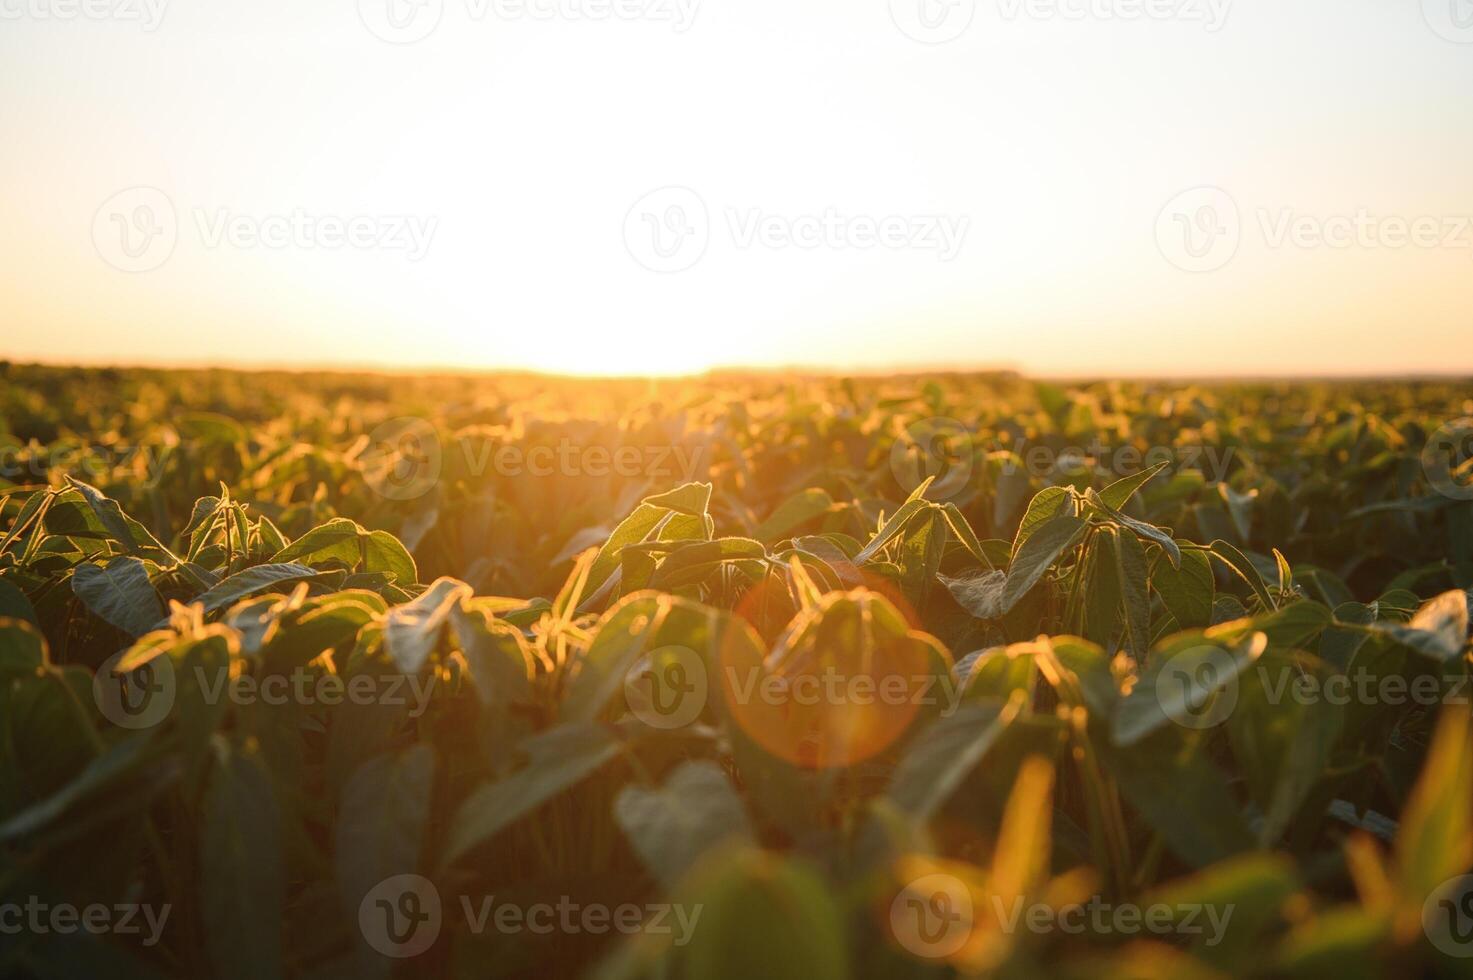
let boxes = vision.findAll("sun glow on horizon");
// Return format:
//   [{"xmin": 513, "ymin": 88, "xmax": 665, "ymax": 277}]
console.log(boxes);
[{"xmin": 3, "ymin": 1, "xmax": 1472, "ymax": 376}]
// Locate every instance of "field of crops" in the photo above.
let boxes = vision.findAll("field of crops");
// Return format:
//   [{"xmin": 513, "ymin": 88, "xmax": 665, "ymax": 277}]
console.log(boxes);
[{"xmin": 0, "ymin": 362, "xmax": 1470, "ymax": 979}]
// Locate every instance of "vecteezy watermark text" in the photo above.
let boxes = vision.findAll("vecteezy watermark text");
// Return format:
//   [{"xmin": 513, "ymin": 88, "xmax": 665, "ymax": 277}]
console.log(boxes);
[
  {"xmin": 360, "ymin": 417, "xmax": 709, "ymax": 501},
  {"xmin": 356, "ymin": 874, "xmax": 701, "ymax": 959},
  {"xmin": 93, "ymin": 188, "xmax": 437, "ymax": 273},
  {"xmin": 0, "ymin": 898, "xmax": 170, "ymax": 947},
  {"xmin": 1157, "ymin": 187, "xmax": 1473, "ymax": 273},
  {"xmin": 0, "ymin": 0, "xmax": 167, "ymax": 29},
  {"xmin": 624, "ymin": 188, "xmax": 970, "ymax": 273},
  {"xmin": 888, "ymin": 873, "xmax": 1236, "ymax": 959},
  {"xmin": 95, "ymin": 652, "xmax": 438, "ymax": 730},
  {"xmin": 357, "ymin": 0, "xmax": 699, "ymax": 44}
]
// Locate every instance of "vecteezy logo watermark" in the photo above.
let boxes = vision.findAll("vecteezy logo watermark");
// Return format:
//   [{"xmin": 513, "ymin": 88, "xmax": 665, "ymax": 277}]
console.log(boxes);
[
  {"xmin": 623, "ymin": 650, "xmax": 965, "ymax": 732},
  {"xmin": 624, "ymin": 645, "xmax": 708, "ymax": 730},
  {"xmin": 888, "ymin": 874, "xmax": 1237, "ymax": 959},
  {"xmin": 890, "ymin": 0, "xmax": 976, "ymax": 44},
  {"xmin": 995, "ymin": 0, "xmax": 1231, "ymax": 31},
  {"xmin": 93, "ymin": 190, "xmax": 438, "ymax": 272},
  {"xmin": 624, "ymin": 187, "xmax": 710, "ymax": 273},
  {"xmin": 1155, "ymin": 644, "xmax": 1240, "ymax": 730},
  {"xmin": 94, "ymin": 649, "xmax": 177, "ymax": 730},
  {"xmin": 990, "ymin": 895, "xmax": 1236, "ymax": 944},
  {"xmin": 0, "ymin": 899, "xmax": 171, "ymax": 947},
  {"xmin": 1422, "ymin": 0, "xmax": 1473, "ymax": 43},
  {"xmin": 1424, "ymin": 875, "xmax": 1473, "ymax": 958},
  {"xmin": 360, "ymin": 874, "xmax": 442, "ymax": 958},
  {"xmin": 1423, "ymin": 419, "xmax": 1473, "ymax": 501},
  {"xmin": 1156, "ymin": 186, "xmax": 1241, "ymax": 273},
  {"xmin": 890, "ymin": 873, "xmax": 974, "ymax": 959},
  {"xmin": 726, "ymin": 208, "xmax": 969, "ymax": 262},
  {"xmin": 358, "ymin": 0, "xmax": 444, "ymax": 44},
  {"xmin": 886, "ymin": 418, "xmax": 1236, "ymax": 498},
  {"xmin": 92, "ymin": 187, "xmax": 178, "ymax": 274},
  {"xmin": 0, "ymin": 0, "xmax": 168, "ymax": 30},
  {"xmin": 357, "ymin": 875, "xmax": 701, "ymax": 958},
  {"xmin": 361, "ymin": 417, "xmax": 444, "ymax": 502},
  {"xmin": 94, "ymin": 655, "xmax": 438, "ymax": 730},
  {"xmin": 1253, "ymin": 666, "xmax": 1471, "ymax": 710},
  {"xmin": 358, "ymin": 0, "xmax": 698, "ymax": 43},
  {"xmin": 359, "ymin": 421, "xmax": 710, "ymax": 501},
  {"xmin": 889, "ymin": 417, "xmax": 975, "ymax": 501},
  {"xmin": 0, "ymin": 442, "xmax": 171, "ymax": 490},
  {"xmin": 1159, "ymin": 188, "xmax": 1473, "ymax": 273},
  {"xmin": 625, "ymin": 188, "xmax": 970, "ymax": 273}
]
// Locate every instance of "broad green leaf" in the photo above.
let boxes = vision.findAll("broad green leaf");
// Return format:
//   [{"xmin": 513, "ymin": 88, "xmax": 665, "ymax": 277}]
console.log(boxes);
[
  {"xmin": 361, "ymin": 529, "xmax": 417, "ymax": 586},
  {"xmin": 680, "ymin": 850, "xmax": 847, "ymax": 980},
  {"xmin": 1011, "ymin": 485, "xmax": 1074, "ymax": 556},
  {"xmin": 0, "ymin": 577, "xmax": 39, "ymax": 626},
  {"xmin": 1114, "ymin": 527, "xmax": 1152, "ymax": 659},
  {"xmin": 1113, "ymin": 631, "xmax": 1267, "ymax": 747},
  {"xmin": 1152, "ymin": 546, "xmax": 1215, "ymax": 630},
  {"xmin": 1098, "ymin": 460, "xmax": 1171, "ymax": 510},
  {"xmin": 1368, "ymin": 589, "xmax": 1470, "ymax": 663},
  {"xmin": 200, "ymin": 738, "xmax": 284, "ymax": 980},
  {"xmin": 1394, "ymin": 709, "xmax": 1473, "ymax": 902},
  {"xmin": 1210, "ymin": 540, "xmax": 1275, "ymax": 610},
  {"xmin": 269, "ymin": 518, "xmax": 361, "ymax": 568},
  {"xmin": 614, "ymin": 761, "xmax": 753, "ymax": 891},
  {"xmin": 72, "ymin": 557, "xmax": 164, "ymax": 637},
  {"xmin": 883, "ymin": 699, "xmax": 1016, "ymax": 823},
  {"xmin": 441, "ymin": 723, "xmax": 620, "ymax": 867},
  {"xmin": 336, "ymin": 744, "xmax": 435, "ymax": 941},
  {"xmin": 171, "ymin": 562, "xmax": 319, "ymax": 625},
  {"xmin": 754, "ymin": 489, "xmax": 834, "ymax": 543},
  {"xmin": 383, "ymin": 577, "xmax": 472, "ymax": 674},
  {"xmin": 1001, "ymin": 513, "xmax": 1086, "ymax": 612}
]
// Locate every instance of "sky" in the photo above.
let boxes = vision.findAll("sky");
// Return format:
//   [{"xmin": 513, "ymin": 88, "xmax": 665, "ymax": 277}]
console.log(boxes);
[{"xmin": 2, "ymin": 0, "xmax": 1471, "ymax": 377}]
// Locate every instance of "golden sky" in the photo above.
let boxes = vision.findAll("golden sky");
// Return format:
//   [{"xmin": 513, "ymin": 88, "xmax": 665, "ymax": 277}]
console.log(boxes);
[{"xmin": 2, "ymin": 0, "xmax": 1472, "ymax": 376}]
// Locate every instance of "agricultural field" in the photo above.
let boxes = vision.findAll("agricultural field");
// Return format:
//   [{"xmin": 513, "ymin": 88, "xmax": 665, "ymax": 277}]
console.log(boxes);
[{"xmin": 0, "ymin": 362, "xmax": 1470, "ymax": 978}]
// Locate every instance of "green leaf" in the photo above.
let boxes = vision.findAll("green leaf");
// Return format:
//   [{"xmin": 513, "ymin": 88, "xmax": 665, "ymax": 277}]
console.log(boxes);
[
  {"xmin": 1011, "ymin": 485, "xmax": 1074, "ymax": 556},
  {"xmin": 1210, "ymin": 540, "xmax": 1275, "ymax": 610},
  {"xmin": 361, "ymin": 529, "xmax": 417, "ymax": 586},
  {"xmin": 1089, "ymin": 488, "xmax": 1182, "ymax": 569},
  {"xmin": 680, "ymin": 850, "xmax": 847, "ymax": 980},
  {"xmin": 1098, "ymin": 460, "xmax": 1171, "ymax": 510},
  {"xmin": 200, "ymin": 738, "xmax": 284, "ymax": 980},
  {"xmin": 383, "ymin": 577, "xmax": 472, "ymax": 674},
  {"xmin": 644, "ymin": 482, "xmax": 712, "ymax": 516},
  {"xmin": 0, "ymin": 617, "xmax": 46, "ymax": 679},
  {"xmin": 0, "ymin": 576, "xmax": 39, "ymax": 626},
  {"xmin": 1152, "ymin": 546, "xmax": 1215, "ymax": 630},
  {"xmin": 648, "ymin": 537, "xmax": 768, "ymax": 591},
  {"xmin": 613, "ymin": 761, "xmax": 753, "ymax": 891},
  {"xmin": 1114, "ymin": 527, "xmax": 1152, "ymax": 659},
  {"xmin": 754, "ymin": 489, "xmax": 834, "ymax": 543},
  {"xmin": 1395, "ymin": 709, "xmax": 1473, "ymax": 902},
  {"xmin": 1001, "ymin": 513, "xmax": 1086, "ymax": 613},
  {"xmin": 269, "ymin": 518, "xmax": 362, "ymax": 568},
  {"xmin": 1101, "ymin": 729, "xmax": 1255, "ymax": 867},
  {"xmin": 171, "ymin": 562, "xmax": 319, "ymax": 625},
  {"xmin": 938, "ymin": 502, "xmax": 990, "ymax": 567},
  {"xmin": 855, "ymin": 497, "xmax": 932, "ymax": 564},
  {"xmin": 72, "ymin": 557, "xmax": 164, "ymax": 637},
  {"xmin": 1113, "ymin": 631, "xmax": 1267, "ymax": 747},
  {"xmin": 884, "ymin": 700, "xmax": 1016, "ymax": 823},
  {"xmin": 1368, "ymin": 589, "xmax": 1470, "ymax": 663},
  {"xmin": 441, "ymin": 723, "xmax": 621, "ymax": 868},
  {"xmin": 336, "ymin": 745, "xmax": 435, "ymax": 942}
]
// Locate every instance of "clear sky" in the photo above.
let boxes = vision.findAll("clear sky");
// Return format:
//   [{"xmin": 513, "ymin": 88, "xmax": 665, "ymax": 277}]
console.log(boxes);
[{"xmin": 2, "ymin": 0, "xmax": 1471, "ymax": 377}]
